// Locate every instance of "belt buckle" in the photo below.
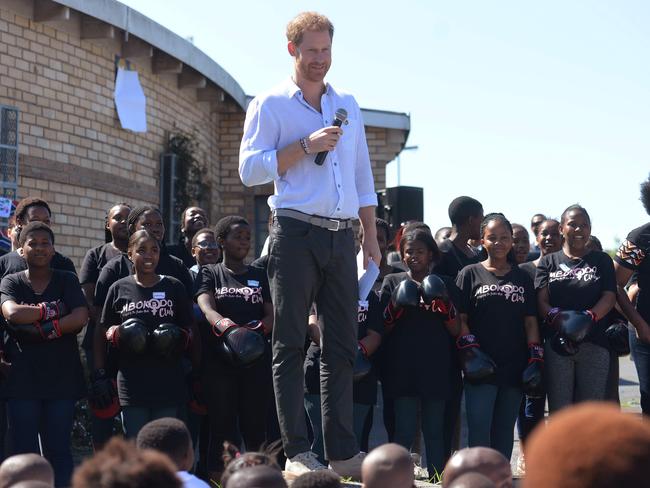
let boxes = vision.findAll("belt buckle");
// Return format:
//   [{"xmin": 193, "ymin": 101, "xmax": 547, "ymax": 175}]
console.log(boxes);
[{"xmin": 327, "ymin": 219, "xmax": 341, "ymax": 231}]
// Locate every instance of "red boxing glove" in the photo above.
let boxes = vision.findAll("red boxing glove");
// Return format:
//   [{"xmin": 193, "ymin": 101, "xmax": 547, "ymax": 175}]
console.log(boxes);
[{"xmin": 212, "ymin": 318, "xmax": 237, "ymax": 337}]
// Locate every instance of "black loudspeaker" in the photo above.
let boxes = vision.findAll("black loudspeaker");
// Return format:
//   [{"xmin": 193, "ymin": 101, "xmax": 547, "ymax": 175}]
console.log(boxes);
[{"xmin": 377, "ymin": 186, "xmax": 424, "ymax": 230}]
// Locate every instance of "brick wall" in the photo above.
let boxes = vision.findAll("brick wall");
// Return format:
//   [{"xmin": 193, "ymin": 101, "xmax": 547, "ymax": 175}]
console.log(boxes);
[{"xmin": 0, "ymin": 3, "xmax": 407, "ymax": 269}]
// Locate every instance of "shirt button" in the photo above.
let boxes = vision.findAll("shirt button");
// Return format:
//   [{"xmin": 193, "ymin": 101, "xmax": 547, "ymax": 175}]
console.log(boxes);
[
  {"xmin": 334, "ymin": 162, "xmax": 338, "ymax": 166},
  {"xmin": 337, "ymin": 184, "xmax": 341, "ymax": 188},
  {"xmin": 337, "ymin": 207, "xmax": 340, "ymax": 211}
]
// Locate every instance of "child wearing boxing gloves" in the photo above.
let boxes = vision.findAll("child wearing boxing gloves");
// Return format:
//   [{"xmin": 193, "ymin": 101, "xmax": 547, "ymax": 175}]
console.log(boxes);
[
  {"xmin": 195, "ymin": 216, "xmax": 273, "ymax": 481},
  {"xmin": 456, "ymin": 213, "xmax": 541, "ymax": 461},
  {"xmin": 0, "ymin": 222, "xmax": 88, "ymax": 487},
  {"xmin": 93, "ymin": 230, "xmax": 193, "ymax": 438},
  {"xmin": 379, "ymin": 228, "xmax": 459, "ymax": 477}
]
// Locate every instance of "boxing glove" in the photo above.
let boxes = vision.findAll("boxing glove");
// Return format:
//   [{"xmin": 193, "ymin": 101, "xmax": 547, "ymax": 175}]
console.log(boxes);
[
  {"xmin": 89, "ymin": 368, "xmax": 120, "ymax": 419},
  {"xmin": 550, "ymin": 332, "xmax": 579, "ymax": 356},
  {"xmin": 115, "ymin": 318, "xmax": 150, "ymax": 356},
  {"xmin": 211, "ymin": 317, "xmax": 237, "ymax": 337},
  {"xmin": 522, "ymin": 343, "xmax": 544, "ymax": 398},
  {"xmin": 150, "ymin": 323, "xmax": 191, "ymax": 361},
  {"xmin": 384, "ymin": 279, "xmax": 420, "ymax": 325},
  {"xmin": 420, "ymin": 274, "xmax": 455, "ymax": 318},
  {"xmin": 420, "ymin": 274, "xmax": 449, "ymax": 303},
  {"xmin": 243, "ymin": 320, "xmax": 265, "ymax": 334},
  {"xmin": 37, "ymin": 300, "xmax": 69, "ymax": 322},
  {"xmin": 219, "ymin": 325, "xmax": 266, "ymax": 367},
  {"xmin": 554, "ymin": 310, "xmax": 596, "ymax": 344},
  {"xmin": 353, "ymin": 341, "xmax": 372, "ymax": 382},
  {"xmin": 6, "ymin": 319, "xmax": 61, "ymax": 343},
  {"xmin": 605, "ymin": 321, "xmax": 630, "ymax": 357},
  {"xmin": 456, "ymin": 334, "xmax": 496, "ymax": 383}
]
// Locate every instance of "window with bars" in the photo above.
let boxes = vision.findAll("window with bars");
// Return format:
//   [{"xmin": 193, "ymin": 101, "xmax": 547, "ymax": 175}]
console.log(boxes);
[{"xmin": 0, "ymin": 106, "xmax": 18, "ymax": 254}]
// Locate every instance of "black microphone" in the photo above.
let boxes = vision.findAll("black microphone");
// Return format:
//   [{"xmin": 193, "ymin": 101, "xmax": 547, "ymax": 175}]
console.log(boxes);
[{"xmin": 314, "ymin": 108, "xmax": 348, "ymax": 166}]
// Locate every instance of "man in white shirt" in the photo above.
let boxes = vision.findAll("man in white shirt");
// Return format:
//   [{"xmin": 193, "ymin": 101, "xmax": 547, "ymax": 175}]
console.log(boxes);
[{"xmin": 239, "ymin": 11, "xmax": 380, "ymax": 480}]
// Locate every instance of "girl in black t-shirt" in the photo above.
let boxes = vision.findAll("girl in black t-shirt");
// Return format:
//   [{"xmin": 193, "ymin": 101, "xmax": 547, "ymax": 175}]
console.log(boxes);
[
  {"xmin": 380, "ymin": 229, "xmax": 459, "ymax": 477},
  {"xmin": 456, "ymin": 213, "xmax": 541, "ymax": 461},
  {"xmin": 536, "ymin": 205, "xmax": 616, "ymax": 412},
  {"xmin": 94, "ymin": 230, "xmax": 193, "ymax": 438},
  {"xmin": 0, "ymin": 222, "xmax": 88, "ymax": 487},
  {"xmin": 195, "ymin": 216, "xmax": 273, "ymax": 481}
]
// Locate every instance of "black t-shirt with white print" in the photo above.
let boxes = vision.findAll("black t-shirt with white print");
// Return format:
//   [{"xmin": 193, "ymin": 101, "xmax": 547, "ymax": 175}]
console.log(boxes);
[
  {"xmin": 101, "ymin": 275, "xmax": 192, "ymax": 407},
  {"xmin": 304, "ymin": 291, "xmax": 384, "ymax": 405},
  {"xmin": 456, "ymin": 264, "xmax": 536, "ymax": 387},
  {"xmin": 379, "ymin": 272, "xmax": 458, "ymax": 400},
  {"xmin": 535, "ymin": 250, "xmax": 616, "ymax": 347},
  {"xmin": 0, "ymin": 270, "xmax": 86, "ymax": 399},
  {"xmin": 79, "ymin": 243, "xmax": 123, "ymax": 286},
  {"xmin": 194, "ymin": 263, "xmax": 271, "ymax": 369},
  {"xmin": 615, "ymin": 223, "xmax": 650, "ymax": 324},
  {"xmin": 94, "ymin": 249, "xmax": 193, "ymax": 307}
]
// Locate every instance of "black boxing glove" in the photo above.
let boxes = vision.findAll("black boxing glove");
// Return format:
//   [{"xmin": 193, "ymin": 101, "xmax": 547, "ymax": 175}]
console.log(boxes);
[
  {"xmin": 150, "ymin": 323, "xmax": 191, "ymax": 361},
  {"xmin": 555, "ymin": 310, "xmax": 595, "ymax": 344},
  {"xmin": 420, "ymin": 274, "xmax": 455, "ymax": 320},
  {"xmin": 211, "ymin": 317, "xmax": 237, "ymax": 337},
  {"xmin": 550, "ymin": 332, "xmax": 579, "ymax": 356},
  {"xmin": 115, "ymin": 318, "xmax": 150, "ymax": 356},
  {"xmin": 456, "ymin": 334, "xmax": 496, "ymax": 384},
  {"xmin": 384, "ymin": 279, "xmax": 420, "ymax": 325},
  {"xmin": 605, "ymin": 321, "xmax": 630, "ymax": 357},
  {"xmin": 219, "ymin": 325, "xmax": 266, "ymax": 367},
  {"xmin": 37, "ymin": 300, "xmax": 69, "ymax": 322},
  {"xmin": 522, "ymin": 343, "xmax": 544, "ymax": 398},
  {"xmin": 243, "ymin": 320, "xmax": 266, "ymax": 334}
]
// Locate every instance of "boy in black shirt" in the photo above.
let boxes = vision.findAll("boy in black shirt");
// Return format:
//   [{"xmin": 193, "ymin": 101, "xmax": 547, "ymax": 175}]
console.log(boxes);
[
  {"xmin": 195, "ymin": 216, "xmax": 273, "ymax": 481},
  {"xmin": 0, "ymin": 222, "xmax": 88, "ymax": 487}
]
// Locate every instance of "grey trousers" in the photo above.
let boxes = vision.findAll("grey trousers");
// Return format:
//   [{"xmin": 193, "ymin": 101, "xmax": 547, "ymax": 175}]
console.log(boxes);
[
  {"xmin": 545, "ymin": 341, "xmax": 610, "ymax": 413},
  {"xmin": 268, "ymin": 215, "xmax": 358, "ymax": 460}
]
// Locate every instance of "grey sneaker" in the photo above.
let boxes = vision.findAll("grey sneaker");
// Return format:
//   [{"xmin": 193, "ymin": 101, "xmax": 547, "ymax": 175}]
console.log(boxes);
[
  {"xmin": 285, "ymin": 451, "xmax": 327, "ymax": 476},
  {"xmin": 329, "ymin": 451, "xmax": 366, "ymax": 480}
]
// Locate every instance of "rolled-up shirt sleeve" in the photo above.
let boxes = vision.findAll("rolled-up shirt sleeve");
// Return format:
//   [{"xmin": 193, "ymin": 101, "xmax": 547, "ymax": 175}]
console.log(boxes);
[
  {"xmin": 239, "ymin": 98, "xmax": 280, "ymax": 186},
  {"xmin": 353, "ymin": 103, "xmax": 378, "ymax": 208}
]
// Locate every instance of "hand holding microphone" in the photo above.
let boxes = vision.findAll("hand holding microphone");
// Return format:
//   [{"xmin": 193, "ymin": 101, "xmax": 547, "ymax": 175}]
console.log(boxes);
[{"xmin": 300, "ymin": 108, "xmax": 348, "ymax": 165}]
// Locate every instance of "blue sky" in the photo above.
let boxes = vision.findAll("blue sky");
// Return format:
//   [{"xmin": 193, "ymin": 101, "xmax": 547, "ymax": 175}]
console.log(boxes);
[{"xmin": 120, "ymin": 0, "xmax": 650, "ymax": 248}]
